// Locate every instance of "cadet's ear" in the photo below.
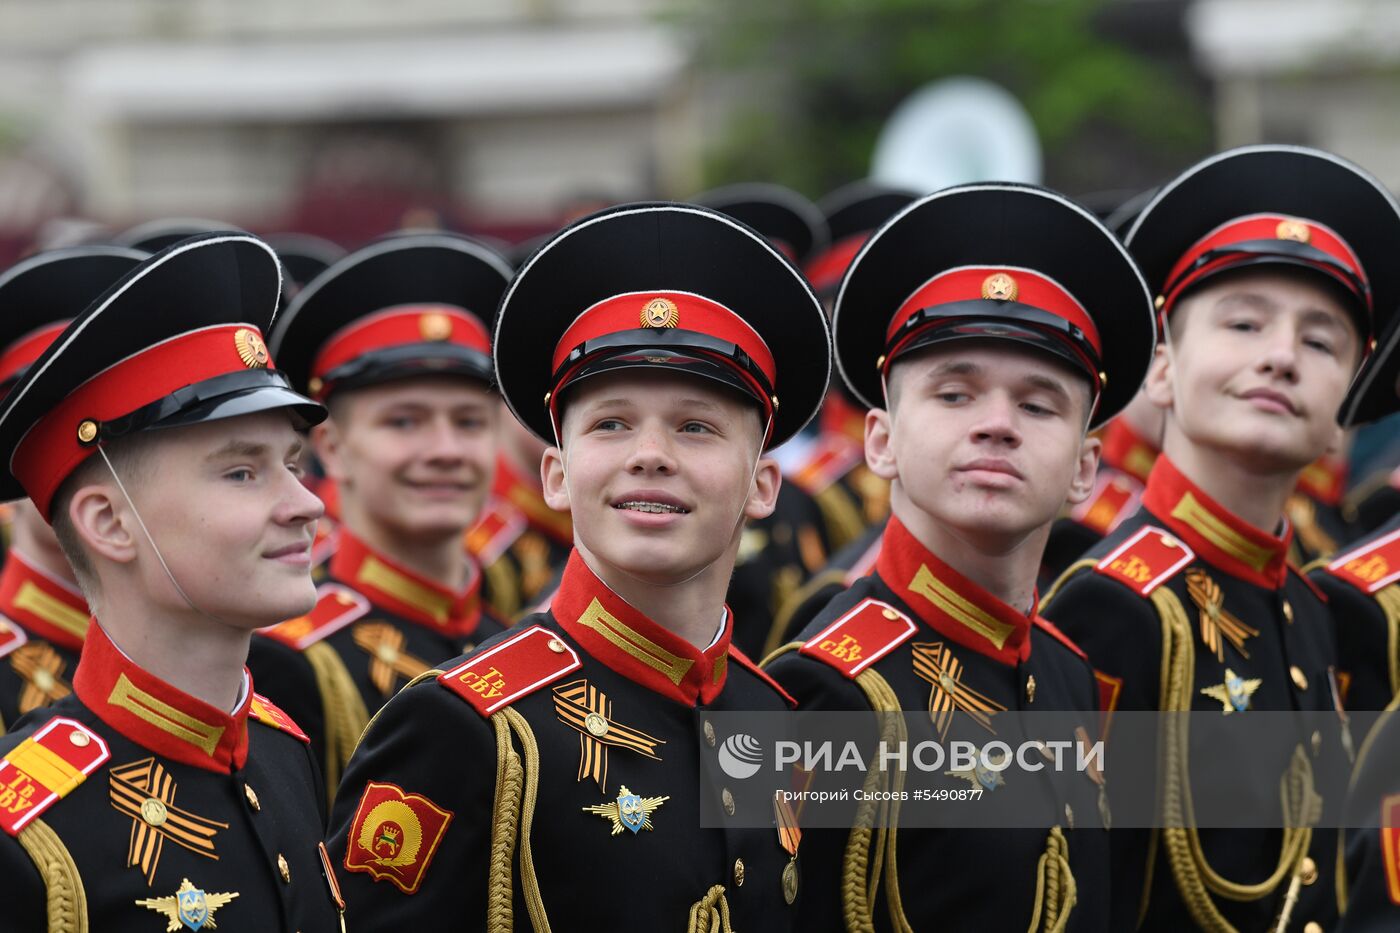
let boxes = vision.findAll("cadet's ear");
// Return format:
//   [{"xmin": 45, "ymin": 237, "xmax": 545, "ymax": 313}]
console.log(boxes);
[
  {"xmin": 311, "ymin": 419, "xmax": 345, "ymax": 484},
  {"xmin": 743, "ymin": 457, "xmax": 782, "ymax": 521},
  {"xmin": 68, "ymin": 483, "xmax": 138, "ymax": 565},
  {"xmin": 864, "ymin": 408, "xmax": 897, "ymax": 481},
  {"xmin": 541, "ymin": 445, "xmax": 570, "ymax": 511},
  {"xmin": 1065, "ymin": 434, "xmax": 1103, "ymax": 507},
  {"xmin": 1144, "ymin": 344, "xmax": 1174, "ymax": 411}
]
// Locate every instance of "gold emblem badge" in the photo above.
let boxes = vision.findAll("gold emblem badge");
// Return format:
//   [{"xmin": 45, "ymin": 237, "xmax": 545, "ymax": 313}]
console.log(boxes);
[
  {"xmin": 945, "ymin": 744, "xmax": 1009, "ymax": 792},
  {"xmin": 76, "ymin": 419, "xmax": 99, "ymax": 444},
  {"xmin": 135, "ymin": 878, "xmax": 238, "ymax": 931},
  {"xmin": 981, "ymin": 273, "xmax": 1019, "ymax": 302},
  {"xmin": 640, "ymin": 297, "xmax": 680, "ymax": 328},
  {"xmin": 1201, "ymin": 668, "xmax": 1262, "ymax": 714},
  {"xmin": 418, "ymin": 312, "xmax": 454, "ymax": 341},
  {"xmin": 233, "ymin": 328, "xmax": 269, "ymax": 369},
  {"xmin": 1275, "ymin": 219, "xmax": 1311, "ymax": 243},
  {"xmin": 582, "ymin": 784, "xmax": 670, "ymax": 835}
]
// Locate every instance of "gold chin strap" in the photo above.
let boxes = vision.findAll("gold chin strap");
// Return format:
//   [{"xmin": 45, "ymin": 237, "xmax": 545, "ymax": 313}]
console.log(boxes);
[
  {"xmin": 1150, "ymin": 586, "xmax": 1320, "ymax": 933},
  {"xmin": 17, "ymin": 817, "xmax": 88, "ymax": 933}
]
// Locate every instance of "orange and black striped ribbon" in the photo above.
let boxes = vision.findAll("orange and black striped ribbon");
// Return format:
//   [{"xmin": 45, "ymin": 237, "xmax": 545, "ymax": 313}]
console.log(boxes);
[
  {"xmin": 10, "ymin": 642, "xmax": 70, "ymax": 714},
  {"xmin": 773, "ymin": 791, "xmax": 801, "ymax": 856},
  {"xmin": 109, "ymin": 758, "xmax": 227, "ymax": 885},
  {"xmin": 911, "ymin": 641, "xmax": 1007, "ymax": 741},
  {"xmin": 1185, "ymin": 569, "xmax": 1258, "ymax": 662},
  {"xmin": 353, "ymin": 622, "xmax": 430, "ymax": 696},
  {"xmin": 552, "ymin": 678, "xmax": 664, "ymax": 792}
]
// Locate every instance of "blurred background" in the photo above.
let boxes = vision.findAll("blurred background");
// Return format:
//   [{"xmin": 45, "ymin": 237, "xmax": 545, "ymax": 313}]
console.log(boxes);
[{"xmin": 1, "ymin": 0, "xmax": 1394, "ymax": 265}]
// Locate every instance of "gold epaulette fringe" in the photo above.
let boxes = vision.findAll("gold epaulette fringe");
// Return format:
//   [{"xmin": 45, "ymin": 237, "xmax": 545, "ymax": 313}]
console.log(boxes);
[
  {"xmin": 18, "ymin": 817, "xmax": 87, "ymax": 933},
  {"xmin": 1029, "ymin": 826, "xmax": 1076, "ymax": 933},
  {"xmin": 688, "ymin": 884, "xmax": 735, "ymax": 933}
]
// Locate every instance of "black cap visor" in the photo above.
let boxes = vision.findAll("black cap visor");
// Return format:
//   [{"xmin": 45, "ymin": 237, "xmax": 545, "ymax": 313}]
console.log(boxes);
[{"xmin": 318, "ymin": 343, "xmax": 494, "ymax": 399}]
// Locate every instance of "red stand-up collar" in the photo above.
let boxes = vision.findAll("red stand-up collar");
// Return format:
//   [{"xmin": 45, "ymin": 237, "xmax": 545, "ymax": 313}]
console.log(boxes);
[
  {"xmin": 552, "ymin": 551, "xmax": 733, "ymax": 706},
  {"xmin": 875, "ymin": 516, "xmax": 1034, "ymax": 666},
  {"xmin": 73, "ymin": 623, "xmax": 251, "ymax": 773},
  {"xmin": 1098, "ymin": 419, "xmax": 1159, "ymax": 485},
  {"xmin": 330, "ymin": 531, "xmax": 484, "ymax": 638},
  {"xmin": 492, "ymin": 455, "xmax": 574, "ymax": 545},
  {"xmin": 1141, "ymin": 455, "xmax": 1292, "ymax": 589},
  {"xmin": 0, "ymin": 550, "xmax": 90, "ymax": 652}
]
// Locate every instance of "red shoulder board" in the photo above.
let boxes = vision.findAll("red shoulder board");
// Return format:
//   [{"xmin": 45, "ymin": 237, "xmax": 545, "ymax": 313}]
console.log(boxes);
[
  {"xmin": 248, "ymin": 693, "xmax": 310, "ymax": 744},
  {"xmin": 0, "ymin": 615, "xmax": 28, "ymax": 660},
  {"xmin": 0, "ymin": 717, "xmax": 109, "ymax": 836},
  {"xmin": 1033, "ymin": 617, "xmax": 1087, "ymax": 660},
  {"xmin": 1382, "ymin": 793, "xmax": 1400, "ymax": 906},
  {"xmin": 464, "ymin": 501, "xmax": 527, "ymax": 566},
  {"xmin": 730, "ymin": 645, "xmax": 796, "ymax": 709},
  {"xmin": 791, "ymin": 435, "xmax": 864, "ymax": 496},
  {"xmin": 438, "ymin": 625, "xmax": 581, "ymax": 717},
  {"xmin": 1067, "ymin": 469, "xmax": 1142, "ymax": 536},
  {"xmin": 259, "ymin": 584, "xmax": 370, "ymax": 651},
  {"xmin": 799, "ymin": 598, "xmax": 916, "ymax": 679},
  {"xmin": 1323, "ymin": 525, "xmax": 1400, "ymax": 596},
  {"xmin": 310, "ymin": 519, "xmax": 341, "ymax": 567},
  {"xmin": 1093, "ymin": 526, "xmax": 1195, "ymax": 596}
]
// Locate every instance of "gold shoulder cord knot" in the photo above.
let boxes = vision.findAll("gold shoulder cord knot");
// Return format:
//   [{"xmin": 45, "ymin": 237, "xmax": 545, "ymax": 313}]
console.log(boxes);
[
  {"xmin": 17, "ymin": 818, "xmax": 88, "ymax": 933},
  {"xmin": 486, "ymin": 707, "xmax": 551, "ymax": 933},
  {"xmin": 688, "ymin": 884, "xmax": 735, "ymax": 933},
  {"xmin": 1028, "ymin": 826, "xmax": 1076, "ymax": 933}
]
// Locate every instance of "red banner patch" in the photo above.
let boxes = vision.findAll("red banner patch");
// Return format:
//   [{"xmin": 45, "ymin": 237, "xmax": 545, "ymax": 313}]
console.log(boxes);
[{"xmin": 344, "ymin": 781, "xmax": 454, "ymax": 895}]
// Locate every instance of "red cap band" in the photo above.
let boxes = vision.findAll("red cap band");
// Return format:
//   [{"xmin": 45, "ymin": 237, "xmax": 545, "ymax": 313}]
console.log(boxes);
[
  {"xmin": 804, "ymin": 234, "xmax": 869, "ymax": 294},
  {"xmin": 310, "ymin": 305, "xmax": 490, "ymax": 393},
  {"xmin": 1160, "ymin": 213, "xmax": 1368, "ymax": 318},
  {"xmin": 13, "ymin": 323, "xmax": 275, "ymax": 520},
  {"xmin": 0, "ymin": 322, "xmax": 70, "ymax": 389},
  {"xmin": 551, "ymin": 291, "xmax": 777, "ymax": 389}
]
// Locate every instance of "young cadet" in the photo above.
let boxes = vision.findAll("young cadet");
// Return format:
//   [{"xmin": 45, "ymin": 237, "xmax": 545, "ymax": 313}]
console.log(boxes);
[
  {"xmin": 326, "ymin": 203, "xmax": 831, "ymax": 929},
  {"xmin": 765, "ymin": 183, "xmax": 1156, "ymax": 932},
  {"xmin": 0, "ymin": 234, "xmax": 344, "ymax": 931},
  {"xmin": 250, "ymin": 232, "xmax": 513, "ymax": 797},
  {"xmin": 1041, "ymin": 145, "xmax": 1400, "ymax": 933},
  {"xmin": 0, "ymin": 246, "xmax": 145, "ymax": 732}
]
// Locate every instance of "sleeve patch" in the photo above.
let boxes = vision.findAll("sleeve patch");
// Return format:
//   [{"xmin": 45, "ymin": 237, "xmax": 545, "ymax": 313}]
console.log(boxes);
[
  {"xmin": 799, "ymin": 598, "xmax": 916, "ymax": 679},
  {"xmin": 343, "ymin": 781, "xmax": 454, "ymax": 895},
  {"xmin": 248, "ymin": 693, "xmax": 310, "ymax": 744},
  {"xmin": 259, "ymin": 584, "xmax": 370, "ymax": 651},
  {"xmin": 1094, "ymin": 525, "xmax": 1196, "ymax": 596},
  {"xmin": 0, "ymin": 615, "xmax": 28, "ymax": 660},
  {"xmin": 438, "ymin": 625, "xmax": 581, "ymax": 717},
  {"xmin": 0, "ymin": 717, "xmax": 110, "ymax": 835},
  {"xmin": 1324, "ymin": 525, "xmax": 1400, "ymax": 595}
]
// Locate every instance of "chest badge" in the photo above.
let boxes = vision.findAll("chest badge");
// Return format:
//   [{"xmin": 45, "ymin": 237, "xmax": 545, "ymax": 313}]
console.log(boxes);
[
  {"xmin": 553, "ymin": 679, "xmax": 665, "ymax": 792},
  {"xmin": 1201, "ymin": 668, "xmax": 1262, "ymax": 714},
  {"xmin": 911, "ymin": 641, "xmax": 1008, "ymax": 741},
  {"xmin": 1185, "ymin": 569, "xmax": 1259, "ymax": 662},
  {"xmin": 135, "ymin": 877, "xmax": 238, "ymax": 931},
  {"xmin": 582, "ymin": 785, "xmax": 669, "ymax": 835},
  {"xmin": 945, "ymin": 744, "xmax": 1009, "ymax": 792}
]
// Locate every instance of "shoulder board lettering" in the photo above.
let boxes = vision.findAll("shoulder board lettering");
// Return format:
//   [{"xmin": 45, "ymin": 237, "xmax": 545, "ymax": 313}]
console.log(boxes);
[
  {"xmin": 0, "ymin": 717, "xmax": 109, "ymax": 836},
  {"xmin": 465, "ymin": 501, "xmax": 528, "ymax": 566},
  {"xmin": 729, "ymin": 646, "xmax": 797, "ymax": 708},
  {"xmin": 1068, "ymin": 469, "xmax": 1142, "ymax": 536},
  {"xmin": 1033, "ymin": 617, "xmax": 1087, "ymax": 660},
  {"xmin": 799, "ymin": 598, "xmax": 916, "ymax": 679},
  {"xmin": 1324, "ymin": 525, "xmax": 1400, "ymax": 596},
  {"xmin": 0, "ymin": 615, "xmax": 28, "ymax": 660},
  {"xmin": 1094, "ymin": 525, "xmax": 1195, "ymax": 596},
  {"xmin": 259, "ymin": 584, "xmax": 371, "ymax": 651},
  {"xmin": 248, "ymin": 693, "xmax": 310, "ymax": 744},
  {"xmin": 438, "ymin": 625, "xmax": 581, "ymax": 717},
  {"xmin": 791, "ymin": 436, "xmax": 864, "ymax": 496}
]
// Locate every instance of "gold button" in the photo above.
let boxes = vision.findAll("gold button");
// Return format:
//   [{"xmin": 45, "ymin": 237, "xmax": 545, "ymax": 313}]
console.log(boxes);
[
  {"xmin": 376, "ymin": 644, "xmax": 400, "ymax": 664},
  {"xmin": 881, "ymin": 607, "xmax": 900, "ymax": 621},
  {"xmin": 140, "ymin": 798, "xmax": 168, "ymax": 827},
  {"xmin": 584, "ymin": 713, "xmax": 609, "ymax": 737},
  {"xmin": 1300, "ymin": 856, "xmax": 1317, "ymax": 886},
  {"xmin": 245, "ymin": 784, "xmax": 261, "ymax": 811},
  {"xmin": 1304, "ymin": 923, "xmax": 1322, "ymax": 933},
  {"xmin": 704, "ymin": 720, "xmax": 717, "ymax": 748},
  {"xmin": 278, "ymin": 853, "xmax": 291, "ymax": 883},
  {"xmin": 1064, "ymin": 803, "xmax": 1074, "ymax": 829},
  {"xmin": 733, "ymin": 857, "xmax": 746, "ymax": 887},
  {"xmin": 33, "ymin": 669, "xmax": 55, "ymax": 692},
  {"xmin": 68, "ymin": 730, "xmax": 90, "ymax": 748},
  {"xmin": 1161, "ymin": 536, "xmax": 1178, "ymax": 549},
  {"xmin": 76, "ymin": 419, "xmax": 98, "ymax": 444},
  {"xmin": 1026, "ymin": 675, "xmax": 1037, "ymax": 704},
  {"xmin": 548, "ymin": 639, "xmax": 567, "ymax": 654},
  {"xmin": 334, "ymin": 591, "xmax": 356, "ymax": 606},
  {"xmin": 1290, "ymin": 666, "xmax": 1308, "ymax": 691},
  {"xmin": 1311, "ymin": 730, "xmax": 1322, "ymax": 756},
  {"xmin": 1282, "ymin": 600, "xmax": 1294, "ymax": 624},
  {"xmin": 722, "ymin": 788, "xmax": 736, "ymax": 816}
]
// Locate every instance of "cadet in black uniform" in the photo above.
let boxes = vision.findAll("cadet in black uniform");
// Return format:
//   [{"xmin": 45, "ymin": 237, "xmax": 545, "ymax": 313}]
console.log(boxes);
[
  {"xmin": 0, "ymin": 246, "xmax": 145, "ymax": 733},
  {"xmin": 766, "ymin": 182, "xmax": 1157, "ymax": 932},
  {"xmin": 250, "ymin": 232, "xmax": 513, "ymax": 798},
  {"xmin": 1042, "ymin": 145, "xmax": 1400, "ymax": 933},
  {"xmin": 325, "ymin": 202, "xmax": 831, "ymax": 930},
  {"xmin": 0, "ymin": 233, "xmax": 344, "ymax": 931}
]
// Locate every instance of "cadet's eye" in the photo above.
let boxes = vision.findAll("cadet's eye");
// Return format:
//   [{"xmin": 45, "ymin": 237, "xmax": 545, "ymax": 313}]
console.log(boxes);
[
  {"xmin": 386, "ymin": 415, "xmax": 418, "ymax": 430},
  {"xmin": 681, "ymin": 421, "xmax": 713, "ymax": 434},
  {"xmin": 226, "ymin": 468, "xmax": 254, "ymax": 483},
  {"xmin": 936, "ymin": 391, "xmax": 969, "ymax": 404},
  {"xmin": 595, "ymin": 418, "xmax": 626, "ymax": 432},
  {"xmin": 1302, "ymin": 336, "xmax": 1335, "ymax": 356}
]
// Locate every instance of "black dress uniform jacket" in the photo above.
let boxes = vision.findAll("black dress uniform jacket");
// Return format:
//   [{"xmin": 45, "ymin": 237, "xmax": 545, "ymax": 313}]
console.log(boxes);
[
  {"xmin": 1337, "ymin": 697, "xmax": 1400, "ymax": 932},
  {"xmin": 0, "ymin": 623, "xmax": 343, "ymax": 932},
  {"xmin": 248, "ymin": 528, "xmax": 506, "ymax": 801},
  {"xmin": 1042, "ymin": 455, "xmax": 1344, "ymax": 932},
  {"xmin": 765, "ymin": 516, "xmax": 1110, "ymax": 933},
  {"xmin": 0, "ymin": 551, "xmax": 89, "ymax": 733},
  {"xmin": 768, "ymin": 519, "xmax": 884, "ymax": 658},
  {"xmin": 326, "ymin": 550, "xmax": 801, "ymax": 931},
  {"xmin": 1307, "ymin": 511, "xmax": 1400, "ymax": 712}
]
